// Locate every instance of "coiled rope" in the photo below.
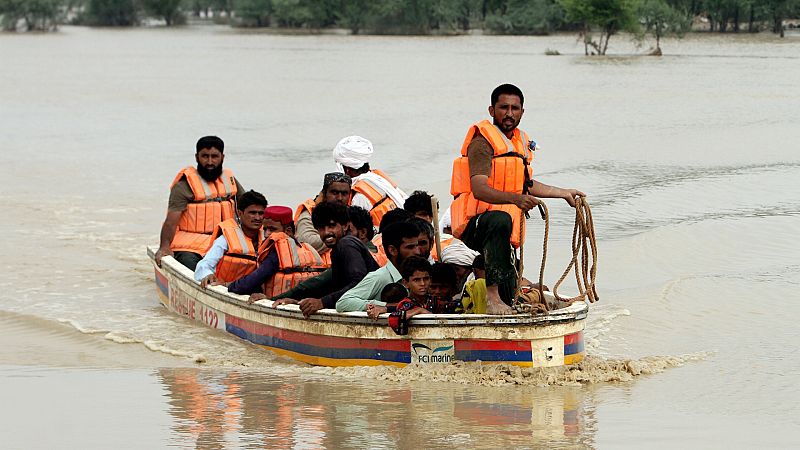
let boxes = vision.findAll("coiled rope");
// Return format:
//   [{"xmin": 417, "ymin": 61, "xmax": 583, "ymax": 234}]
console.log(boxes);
[{"xmin": 514, "ymin": 197, "xmax": 599, "ymax": 314}]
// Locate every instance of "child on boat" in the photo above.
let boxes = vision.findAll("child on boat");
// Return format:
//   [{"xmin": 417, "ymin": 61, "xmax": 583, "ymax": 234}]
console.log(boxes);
[{"xmin": 366, "ymin": 256, "xmax": 432, "ymax": 322}]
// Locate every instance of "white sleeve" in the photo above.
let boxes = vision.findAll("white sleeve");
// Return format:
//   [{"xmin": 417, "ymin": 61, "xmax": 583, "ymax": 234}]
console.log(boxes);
[{"xmin": 193, "ymin": 236, "xmax": 229, "ymax": 281}]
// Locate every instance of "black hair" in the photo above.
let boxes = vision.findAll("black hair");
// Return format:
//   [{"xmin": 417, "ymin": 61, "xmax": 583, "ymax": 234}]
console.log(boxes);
[
  {"xmin": 472, "ymin": 254, "xmax": 485, "ymax": 270},
  {"xmin": 403, "ymin": 190, "xmax": 436, "ymax": 217},
  {"xmin": 381, "ymin": 282, "xmax": 408, "ymax": 304},
  {"xmin": 381, "ymin": 221, "xmax": 419, "ymax": 255},
  {"xmin": 491, "ymin": 84, "xmax": 524, "ymax": 107},
  {"xmin": 430, "ymin": 263, "xmax": 458, "ymax": 289},
  {"xmin": 408, "ymin": 217, "xmax": 434, "ymax": 240},
  {"xmin": 378, "ymin": 208, "xmax": 412, "ymax": 234},
  {"xmin": 400, "ymin": 256, "xmax": 432, "ymax": 281},
  {"xmin": 196, "ymin": 136, "xmax": 224, "ymax": 153},
  {"xmin": 237, "ymin": 190, "xmax": 267, "ymax": 211},
  {"xmin": 348, "ymin": 205, "xmax": 374, "ymax": 240},
  {"xmin": 312, "ymin": 202, "xmax": 349, "ymax": 229}
]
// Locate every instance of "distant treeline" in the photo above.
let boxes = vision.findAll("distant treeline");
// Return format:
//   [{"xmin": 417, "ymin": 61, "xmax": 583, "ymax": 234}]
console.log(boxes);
[{"xmin": 2, "ymin": 0, "xmax": 798, "ymax": 45}]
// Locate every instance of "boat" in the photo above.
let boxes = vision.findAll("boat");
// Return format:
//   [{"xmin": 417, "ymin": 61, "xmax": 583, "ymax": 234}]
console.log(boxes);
[{"xmin": 148, "ymin": 246, "xmax": 588, "ymax": 368}]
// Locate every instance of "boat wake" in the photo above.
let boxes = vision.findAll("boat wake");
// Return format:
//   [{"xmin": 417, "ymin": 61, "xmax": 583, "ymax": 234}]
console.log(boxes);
[{"xmin": 312, "ymin": 353, "xmax": 710, "ymax": 386}]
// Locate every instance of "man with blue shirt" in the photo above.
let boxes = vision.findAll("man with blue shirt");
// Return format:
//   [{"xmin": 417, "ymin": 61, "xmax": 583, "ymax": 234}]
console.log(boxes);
[
  {"xmin": 194, "ymin": 191, "xmax": 268, "ymax": 288},
  {"xmin": 336, "ymin": 221, "xmax": 422, "ymax": 312}
]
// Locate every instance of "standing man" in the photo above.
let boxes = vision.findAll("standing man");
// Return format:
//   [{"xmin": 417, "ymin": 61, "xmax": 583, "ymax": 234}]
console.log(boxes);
[
  {"xmin": 333, "ymin": 135, "xmax": 408, "ymax": 228},
  {"xmin": 155, "ymin": 136, "xmax": 245, "ymax": 270},
  {"xmin": 450, "ymin": 84, "xmax": 584, "ymax": 314}
]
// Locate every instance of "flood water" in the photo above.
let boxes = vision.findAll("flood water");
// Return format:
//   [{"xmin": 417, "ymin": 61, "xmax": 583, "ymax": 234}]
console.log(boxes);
[{"xmin": 1, "ymin": 25, "xmax": 799, "ymax": 448}]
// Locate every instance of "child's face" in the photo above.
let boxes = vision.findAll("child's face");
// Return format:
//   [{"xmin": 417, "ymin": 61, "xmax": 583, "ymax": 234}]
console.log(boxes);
[{"xmin": 404, "ymin": 270, "xmax": 431, "ymax": 297}]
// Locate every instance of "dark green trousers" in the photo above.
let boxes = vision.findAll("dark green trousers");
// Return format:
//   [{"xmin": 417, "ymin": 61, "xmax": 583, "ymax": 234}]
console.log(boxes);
[
  {"xmin": 460, "ymin": 211, "xmax": 517, "ymax": 305},
  {"xmin": 174, "ymin": 251, "xmax": 203, "ymax": 271}
]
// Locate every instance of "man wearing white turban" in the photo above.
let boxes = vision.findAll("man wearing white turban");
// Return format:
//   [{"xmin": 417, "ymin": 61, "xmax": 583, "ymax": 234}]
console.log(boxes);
[{"xmin": 333, "ymin": 135, "xmax": 408, "ymax": 229}]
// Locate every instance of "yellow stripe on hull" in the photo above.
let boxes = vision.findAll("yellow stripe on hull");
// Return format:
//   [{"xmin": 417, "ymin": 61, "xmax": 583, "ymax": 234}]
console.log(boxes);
[{"xmin": 564, "ymin": 352, "xmax": 585, "ymax": 365}]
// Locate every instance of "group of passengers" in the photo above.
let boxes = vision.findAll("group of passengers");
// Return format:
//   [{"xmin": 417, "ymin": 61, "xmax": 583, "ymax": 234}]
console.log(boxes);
[{"xmin": 154, "ymin": 84, "xmax": 585, "ymax": 321}]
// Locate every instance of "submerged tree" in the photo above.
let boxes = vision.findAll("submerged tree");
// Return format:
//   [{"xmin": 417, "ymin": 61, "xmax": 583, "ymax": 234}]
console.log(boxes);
[
  {"xmin": 560, "ymin": 0, "xmax": 640, "ymax": 55},
  {"xmin": 637, "ymin": 0, "xmax": 691, "ymax": 53},
  {"xmin": 0, "ymin": 0, "xmax": 63, "ymax": 31},
  {"xmin": 85, "ymin": 0, "xmax": 138, "ymax": 26},
  {"xmin": 141, "ymin": 0, "xmax": 184, "ymax": 26}
]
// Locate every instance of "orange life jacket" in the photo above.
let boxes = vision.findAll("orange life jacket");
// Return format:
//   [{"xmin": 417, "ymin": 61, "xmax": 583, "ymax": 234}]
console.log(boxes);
[
  {"xmin": 170, "ymin": 166, "xmax": 238, "ymax": 255},
  {"xmin": 293, "ymin": 197, "xmax": 318, "ymax": 223},
  {"xmin": 370, "ymin": 234, "xmax": 390, "ymax": 267},
  {"xmin": 351, "ymin": 169, "xmax": 401, "ymax": 228},
  {"xmin": 210, "ymin": 218, "xmax": 264, "ymax": 283},
  {"xmin": 258, "ymin": 232, "xmax": 330, "ymax": 297},
  {"xmin": 450, "ymin": 120, "xmax": 534, "ymax": 248}
]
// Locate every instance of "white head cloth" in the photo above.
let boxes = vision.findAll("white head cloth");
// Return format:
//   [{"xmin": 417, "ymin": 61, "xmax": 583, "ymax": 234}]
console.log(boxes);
[
  {"xmin": 441, "ymin": 241, "xmax": 479, "ymax": 267},
  {"xmin": 333, "ymin": 135, "xmax": 374, "ymax": 171}
]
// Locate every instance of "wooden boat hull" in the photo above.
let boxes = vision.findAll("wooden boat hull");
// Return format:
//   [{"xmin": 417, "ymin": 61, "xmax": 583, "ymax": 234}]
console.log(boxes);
[{"xmin": 149, "ymin": 247, "xmax": 587, "ymax": 367}]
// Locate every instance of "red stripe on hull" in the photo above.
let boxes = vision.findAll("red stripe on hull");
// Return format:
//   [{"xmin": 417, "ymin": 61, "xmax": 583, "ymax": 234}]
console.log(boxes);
[
  {"xmin": 454, "ymin": 339, "xmax": 532, "ymax": 352},
  {"xmin": 564, "ymin": 331, "xmax": 583, "ymax": 346}
]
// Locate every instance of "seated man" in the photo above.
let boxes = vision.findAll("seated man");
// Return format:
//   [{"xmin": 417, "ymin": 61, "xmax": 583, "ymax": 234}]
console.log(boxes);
[
  {"xmin": 194, "ymin": 190, "xmax": 267, "ymax": 288},
  {"xmin": 294, "ymin": 172, "xmax": 352, "ymax": 255},
  {"xmin": 226, "ymin": 206, "xmax": 327, "ymax": 296},
  {"xmin": 266, "ymin": 205, "xmax": 385, "ymax": 305},
  {"xmin": 333, "ymin": 135, "xmax": 408, "ymax": 228},
  {"xmin": 347, "ymin": 205, "xmax": 387, "ymax": 266},
  {"xmin": 408, "ymin": 217, "xmax": 435, "ymax": 263},
  {"xmin": 403, "ymin": 190, "xmax": 435, "ymax": 223},
  {"xmin": 371, "ymin": 208, "xmax": 412, "ymax": 265},
  {"xmin": 270, "ymin": 202, "xmax": 380, "ymax": 317},
  {"xmin": 336, "ymin": 222, "xmax": 422, "ymax": 313}
]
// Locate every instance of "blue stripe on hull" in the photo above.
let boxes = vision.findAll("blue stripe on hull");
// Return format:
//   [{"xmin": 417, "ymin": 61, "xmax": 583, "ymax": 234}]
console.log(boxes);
[
  {"xmin": 455, "ymin": 350, "xmax": 533, "ymax": 362},
  {"xmin": 156, "ymin": 275, "xmax": 168, "ymax": 297},
  {"xmin": 564, "ymin": 341, "xmax": 585, "ymax": 356},
  {"xmin": 226, "ymin": 323, "xmax": 412, "ymax": 364}
]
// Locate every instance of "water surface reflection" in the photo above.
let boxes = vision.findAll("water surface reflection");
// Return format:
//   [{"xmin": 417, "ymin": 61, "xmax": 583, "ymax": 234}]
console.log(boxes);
[{"xmin": 158, "ymin": 368, "xmax": 596, "ymax": 449}]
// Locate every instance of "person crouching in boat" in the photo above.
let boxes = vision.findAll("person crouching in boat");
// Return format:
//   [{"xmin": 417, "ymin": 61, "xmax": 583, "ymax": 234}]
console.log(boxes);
[
  {"xmin": 294, "ymin": 172, "xmax": 352, "ymax": 259},
  {"xmin": 440, "ymin": 241, "xmax": 479, "ymax": 295},
  {"xmin": 333, "ymin": 135, "xmax": 408, "ymax": 229},
  {"xmin": 451, "ymin": 83, "xmax": 584, "ymax": 314},
  {"xmin": 336, "ymin": 221, "xmax": 423, "ymax": 313},
  {"xmin": 226, "ymin": 206, "xmax": 328, "ymax": 296},
  {"xmin": 367, "ymin": 256, "xmax": 432, "ymax": 320},
  {"xmin": 429, "ymin": 263, "xmax": 460, "ymax": 314},
  {"xmin": 194, "ymin": 190, "xmax": 267, "ymax": 288},
  {"xmin": 155, "ymin": 136, "xmax": 246, "ymax": 270},
  {"xmin": 269, "ymin": 203, "xmax": 381, "ymax": 318}
]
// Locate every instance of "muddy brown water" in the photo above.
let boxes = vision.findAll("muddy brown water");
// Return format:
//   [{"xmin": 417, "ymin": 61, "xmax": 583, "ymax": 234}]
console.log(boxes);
[{"xmin": 1, "ymin": 25, "xmax": 798, "ymax": 448}]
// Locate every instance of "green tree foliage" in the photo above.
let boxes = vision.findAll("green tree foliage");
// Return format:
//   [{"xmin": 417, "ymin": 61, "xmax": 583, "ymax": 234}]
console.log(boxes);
[
  {"xmin": 560, "ymin": 0, "xmax": 641, "ymax": 54},
  {"xmin": 337, "ymin": 0, "xmax": 369, "ymax": 33},
  {"xmin": 233, "ymin": 0, "xmax": 271, "ymax": 26},
  {"xmin": 141, "ymin": 0, "xmax": 183, "ymax": 25},
  {"xmin": 1, "ymin": 0, "xmax": 63, "ymax": 31},
  {"xmin": 637, "ymin": 0, "xmax": 691, "ymax": 52},
  {"xmin": 484, "ymin": 0, "xmax": 566, "ymax": 34},
  {"xmin": 85, "ymin": 0, "xmax": 138, "ymax": 25}
]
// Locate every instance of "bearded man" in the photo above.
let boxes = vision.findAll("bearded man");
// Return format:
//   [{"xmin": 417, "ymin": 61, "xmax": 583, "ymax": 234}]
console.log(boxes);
[{"xmin": 155, "ymin": 136, "xmax": 245, "ymax": 270}]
